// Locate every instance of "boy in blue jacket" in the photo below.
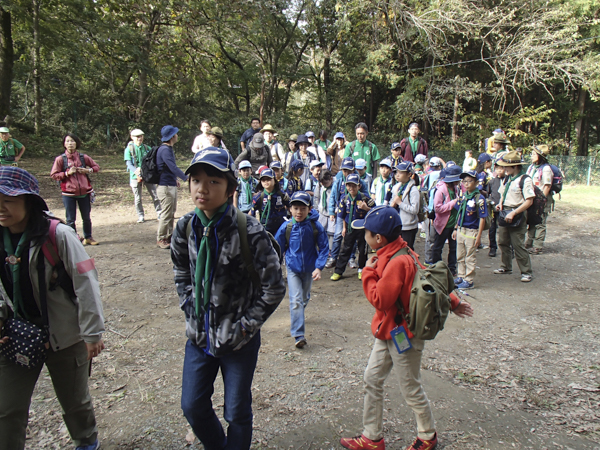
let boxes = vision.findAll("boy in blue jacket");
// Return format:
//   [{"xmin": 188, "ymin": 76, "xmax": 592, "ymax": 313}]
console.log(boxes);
[{"xmin": 275, "ymin": 192, "xmax": 329, "ymax": 348}]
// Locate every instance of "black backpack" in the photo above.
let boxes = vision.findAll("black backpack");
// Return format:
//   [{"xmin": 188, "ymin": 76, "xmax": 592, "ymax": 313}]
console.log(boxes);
[
  {"xmin": 519, "ymin": 175, "xmax": 547, "ymax": 225},
  {"xmin": 141, "ymin": 146, "xmax": 161, "ymax": 184}
]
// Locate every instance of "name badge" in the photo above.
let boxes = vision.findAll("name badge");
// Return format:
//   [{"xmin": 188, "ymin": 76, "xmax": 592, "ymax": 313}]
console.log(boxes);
[{"xmin": 390, "ymin": 326, "xmax": 412, "ymax": 354}]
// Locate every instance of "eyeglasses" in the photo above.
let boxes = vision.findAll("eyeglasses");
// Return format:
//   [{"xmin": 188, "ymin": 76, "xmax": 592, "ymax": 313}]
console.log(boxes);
[{"xmin": 461, "ymin": 179, "xmax": 475, "ymax": 184}]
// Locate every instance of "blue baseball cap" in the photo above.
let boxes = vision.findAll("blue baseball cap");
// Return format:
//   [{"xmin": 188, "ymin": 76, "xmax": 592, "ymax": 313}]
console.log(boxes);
[
  {"xmin": 478, "ymin": 153, "xmax": 492, "ymax": 163},
  {"xmin": 341, "ymin": 157, "xmax": 355, "ymax": 170},
  {"xmin": 259, "ymin": 168, "xmax": 275, "ymax": 179},
  {"xmin": 352, "ymin": 205, "xmax": 401, "ymax": 235},
  {"xmin": 238, "ymin": 160, "xmax": 252, "ymax": 170},
  {"xmin": 290, "ymin": 191, "xmax": 312, "ymax": 206},
  {"xmin": 391, "ymin": 142, "xmax": 401, "ymax": 150},
  {"xmin": 460, "ymin": 170, "xmax": 478, "ymax": 180},
  {"xmin": 355, "ymin": 158, "xmax": 367, "ymax": 170},
  {"xmin": 305, "ymin": 131, "xmax": 315, "ymax": 138},
  {"xmin": 334, "ymin": 132, "xmax": 345, "ymax": 139},
  {"xmin": 161, "ymin": 125, "xmax": 179, "ymax": 142},
  {"xmin": 395, "ymin": 161, "xmax": 414, "ymax": 172},
  {"xmin": 186, "ymin": 147, "xmax": 235, "ymax": 175},
  {"xmin": 443, "ymin": 165, "xmax": 462, "ymax": 183},
  {"xmin": 310, "ymin": 160, "xmax": 324, "ymax": 169},
  {"xmin": 289, "ymin": 159, "xmax": 305, "ymax": 172},
  {"xmin": 0, "ymin": 166, "xmax": 48, "ymax": 210},
  {"xmin": 269, "ymin": 161, "xmax": 282, "ymax": 169},
  {"xmin": 345, "ymin": 173, "xmax": 360, "ymax": 185},
  {"xmin": 379, "ymin": 158, "xmax": 393, "ymax": 168}
]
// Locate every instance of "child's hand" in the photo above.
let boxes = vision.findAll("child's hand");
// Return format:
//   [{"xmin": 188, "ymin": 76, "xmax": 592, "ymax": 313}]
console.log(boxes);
[
  {"xmin": 329, "ymin": 215, "xmax": 335, "ymax": 222},
  {"xmin": 358, "ymin": 200, "xmax": 369, "ymax": 211},
  {"xmin": 342, "ymin": 227, "xmax": 346, "ymax": 237},
  {"xmin": 365, "ymin": 255, "xmax": 378, "ymax": 268},
  {"xmin": 452, "ymin": 230, "xmax": 457, "ymax": 241},
  {"xmin": 453, "ymin": 301, "xmax": 474, "ymax": 318},
  {"xmin": 312, "ymin": 268, "xmax": 322, "ymax": 280}
]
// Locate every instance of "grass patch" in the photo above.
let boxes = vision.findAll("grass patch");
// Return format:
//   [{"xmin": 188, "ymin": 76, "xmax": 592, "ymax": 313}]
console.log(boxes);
[{"xmin": 559, "ymin": 185, "xmax": 600, "ymax": 211}]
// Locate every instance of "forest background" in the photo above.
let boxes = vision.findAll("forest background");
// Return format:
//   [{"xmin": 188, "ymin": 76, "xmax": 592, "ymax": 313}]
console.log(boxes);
[{"xmin": 0, "ymin": 0, "xmax": 599, "ymax": 159}]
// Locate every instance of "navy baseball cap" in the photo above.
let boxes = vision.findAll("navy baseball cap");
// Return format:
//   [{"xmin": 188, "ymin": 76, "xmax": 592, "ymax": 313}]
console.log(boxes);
[
  {"xmin": 0, "ymin": 167, "xmax": 48, "ymax": 210},
  {"xmin": 443, "ymin": 165, "xmax": 462, "ymax": 183},
  {"xmin": 289, "ymin": 159, "xmax": 305, "ymax": 172},
  {"xmin": 341, "ymin": 157, "xmax": 355, "ymax": 170},
  {"xmin": 352, "ymin": 205, "xmax": 401, "ymax": 235},
  {"xmin": 185, "ymin": 147, "xmax": 235, "ymax": 175},
  {"xmin": 345, "ymin": 173, "xmax": 360, "ymax": 185},
  {"xmin": 161, "ymin": 125, "xmax": 179, "ymax": 142},
  {"xmin": 290, "ymin": 191, "xmax": 311, "ymax": 206},
  {"xmin": 391, "ymin": 142, "xmax": 401, "ymax": 150},
  {"xmin": 269, "ymin": 161, "xmax": 282, "ymax": 169},
  {"xmin": 259, "ymin": 168, "xmax": 275, "ymax": 179},
  {"xmin": 395, "ymin": 161, "xmax": 414, "ymax": 172},
  {"xmin": 460, "ymin": 170, "xmax": 478, "ymax": 180},
  {"xmin": 478, "ymin": 153, "xmax": 492, "ymax": 163},
  {"xmin": 334, "ymin": 132, "xmax": 345, "ymax": 139}
]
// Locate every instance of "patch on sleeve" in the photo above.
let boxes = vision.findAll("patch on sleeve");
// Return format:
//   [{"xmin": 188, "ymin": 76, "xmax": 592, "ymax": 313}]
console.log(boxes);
[{"xmin": 77, "ymin": 258, "xmax": 96, "ymax": 274}]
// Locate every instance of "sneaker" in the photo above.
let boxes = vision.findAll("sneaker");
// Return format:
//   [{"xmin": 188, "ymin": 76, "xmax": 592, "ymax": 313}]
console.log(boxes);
[
  {"xmin": 137, "ymin": 217, "xmax": 145, "ymax": 223},
  {"xmin": 406, "ymin": 433, "xmax": 437, "ymax": 450},
  {"xmin": 325, "ymin": 258, "xmax": 336, "ymax": 269},
  {"xmin": 457, "ymin": 280, "xmax": 474, "ymax": 289},
  {"xmin": 493, "ymin": 268, "xmax": 512, "ymax": 274},
  {"xmin": 488, "ymin": 248, "xmax": 497, "ymax": 257},
  {"xmin": 330, "ymin": 273, "xmax": 341, "ymax": 281},
  {"xmin": 83, "ymin": 238, "xmax": 99, "ymax": 246},
  {"xmin": 295, "ymin": 337, "xmax": 307, "ymax": 348},
  {"xmin": 528, "ymin": 247, "xmax": 543, "ymax": 255},
  {"xmin": 358, "ymin": 269, "xmax": 362, "ymax": 280},
  {"xmin": 157, "ymin": 239, "xmax": 170, "ymax": 249},
  {"xmin": 340, "ymin": 434, "xmax": 385, "ymax": 450},
  {"xmin": 521, "ymin": 274, "xmax": 533, "ymax": 282},
  {"xmin": 76, "ymin": 441, "xmax": 100, "ymax": 450},
  {"xmin": 453, "ymin": 276, "xmax": 463, "ymax": 285},
  {"xmin": 348, "ymin": 258, "xmax": 358, "ymax": 269}
]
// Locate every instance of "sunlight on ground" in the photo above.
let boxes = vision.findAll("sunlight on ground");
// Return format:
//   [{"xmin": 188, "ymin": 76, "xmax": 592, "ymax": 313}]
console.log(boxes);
[{"xmin": 559, "ymin": 185, "xmax": 600, "ymax": 211}]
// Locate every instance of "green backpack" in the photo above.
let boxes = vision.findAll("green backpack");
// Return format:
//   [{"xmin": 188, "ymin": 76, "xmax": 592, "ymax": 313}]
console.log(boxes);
[
  {"xmin": 390, "ymin": 247, "xmax": 454, "ymax": 340},
  {"xmin": 284, "ymin": 220, "xmax": 319, "ymax": 251}
]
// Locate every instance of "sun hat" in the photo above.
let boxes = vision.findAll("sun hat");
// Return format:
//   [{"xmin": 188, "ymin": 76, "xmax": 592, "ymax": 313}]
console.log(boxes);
[
  {"xmin": 0, "ymin": 167, "xmax": 48, "ymax": 210},
  {"xmin": 207, "ymin": 127, "xmax": 223, "ymax": 138},
  {"xmin": 443, "ymin": 165, "xmax": 462, "ymax": 183},
  {"xmin": 351, "ymin": 205, "xmax": 401, "ymax": 235},
  {"xmin": 250, "ymin": 133, "xmax": 265, "ymax": 148},
  {"xmin": 260, "ymin": 124, "xmax": 276, "ymax": 134},
  {"xmin": 429, "ymin": 157, "xmax": 442, "ymax": 167},
  {"xmin": 531, "ymin": 144, "xmax": 550, "ymax": 157},
  {"xmin": 345, "ymin": 173, "xmax": 360, "ymax": 185},
  {"xmin": 341, "ymin": 157, "xmax": 355, "ymax": 170},
  {"xmin": 334, "ymin": 132, "xmax": 345, "ymax": 140},
  {"xmin": 310, "ymin": 160, "xmax": 324, "ymax": 170},
  {"xmin": 269, "ymin": 161, "xmax": 282, "ymax": 170},
  {"xmin": 415, "ymin": 154, "xmax": 427, "ymax": 164},
  {"xmin": 379, "ymin": 158, "xmax": 393, "ymax": 169},
  {"xmin": 395, "ymin": 161, "xmax": 414, "ymax": 172},
  {"xmin": 161, "ymin": 125, "xmax": 179, "ymax": 142},
  {"xmin": 185, "ymin": 147, "xmax": 235, "ymax": 175},
  {"xmin": 391, "ymin": 142, "xmax": 401, "ymax": 151},
  {"xmin": 238, "ymin": 160, "xmax": 252, "ymax": 170},
  {"xmin": 287, "ymin": 134, "xmax": 298, "ymax": 142},
  {"xmin": 493, "ymin": 150, "xmax": 509, "ymax": 164},
  {"xmin": 495, "ymin": 151, "xmax": 524, "ymax": 167},
  {"xmin": 460, "ymin": 170, "xmax": 478, "ymax": 180},
  {"xmin": 130, "ymin": 129, "xmax": 144, "ymax": 137},
  {"xmin": 295, "ymin": 134, "xmax": 310, "ymax": 145},
  {"xmin": 493, "ymin": 132, "xmax": 511, "ymax": 145},
  {"xmin": 305, "ymin": 131, "xmax": 315, "ymax": 138},
  {"xmin": 477, "ymin": 153, "xmax": 492, "ymax": 163},
  {"xmin": 355, "ymin": 158, "xmax": 367, "ymax": 170},
  {"xmin": 259, "ymin": 168, "xmax": 275, "ymax": 179},
  {"xmin": 290, "ymin": 191, "xmax": 312, "ymax": 206}
]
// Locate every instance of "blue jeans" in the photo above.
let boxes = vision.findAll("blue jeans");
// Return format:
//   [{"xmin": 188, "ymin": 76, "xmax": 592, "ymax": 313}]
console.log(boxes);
[
  {"xmin": 62, "ymin": 195, "xmax": 92, "ymax": 239},
  {"xmin": 181, "ymin": 333, "xmax": 261, "ymax": 450},
  {"xmin": 287, "ymin": 270, "xmax": 313, "ymax": 339}
]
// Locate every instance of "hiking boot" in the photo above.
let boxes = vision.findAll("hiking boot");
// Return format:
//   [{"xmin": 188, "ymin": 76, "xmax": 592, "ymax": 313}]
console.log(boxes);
[
  {"xmin": 528, "ymin": 247, "xmax": 543, "ymax": 255},
  {"xmin": 493, "ymin": 268, "xmax": 512, "ymax": 274},
  {"xmin": 405, "ymin": 433, "xmax": 437, "ymax": 450},
  {"xmin": 76, "ymin": 441, "xmax": 100, "ymax": 450},
  {"xmin": 83, "ymin": 238, "xmax": 99, "ymax": 246},
  {"xmin": 325, "ymin": 258, "xmax": 336, "ymax": 269},
  {"xmin": 340, "ymin": 434, "xmax": 385, "ymax": 450},
  {"xmin": 295, "ymin": 337, "xmax": 307, "ymax": 348},
  {"xmin": 137, "ymin": 217, "xmax": 145, "ymax": 223},
  {"xmin": 358, "ymin": 269, "xmax": 362, "ymax": 280},
  {"xmin": 457, "ymin": 280, "xmax": 474, "ymax": 289},
  {"xmin": 330, "ymin": 273, "xmax": 342, "ymax": 281},
  {"xmin": 157, "ymin": 239, "xmax": 170, "ymax": 249},
  {"xmin": 348, "ymin": 258, "xmax": 358, "ymax": 269},
  {"xmin": 453, "ymin": 277, "xmax": 463, "ymax": 285},
  {"xmin": 521, "ymin": 274, "xmax": 533, "ymax": 282},
  {"xmin": 488, "ymin": 248, "xmax": 497, "ymax": 257}
]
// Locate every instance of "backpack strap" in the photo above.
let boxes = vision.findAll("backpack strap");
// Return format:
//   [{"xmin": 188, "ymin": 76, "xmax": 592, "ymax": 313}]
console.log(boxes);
[
  {"xmin": 285, "ymin": 220, "xmax": 320, "ymax": 251},
  {"xmin": 41, "ymin": 219, "xmax": 61, "ymax": 267},
  {"xmin": 237, "ymin": 209, "xmax": 261, "ymax": 290}
]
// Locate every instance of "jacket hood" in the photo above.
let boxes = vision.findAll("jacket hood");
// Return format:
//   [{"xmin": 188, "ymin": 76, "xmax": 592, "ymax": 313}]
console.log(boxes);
[{"xmin": 308, "ymin": 208, "xmax": 320, "ymax": 222}]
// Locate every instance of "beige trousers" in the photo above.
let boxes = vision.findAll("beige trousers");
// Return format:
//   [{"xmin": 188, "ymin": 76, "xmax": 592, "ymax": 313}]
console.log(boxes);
[
  {"xmin": 362, "ymin": 337, "xmax": 436, "ymax": 441},
  {"xmin": 456, "ymin": 227, "xmax": 478, "ymax": 282},
  {"xmin": 157, "ymin": 185, "xmax": 178, "ymax": 240}
]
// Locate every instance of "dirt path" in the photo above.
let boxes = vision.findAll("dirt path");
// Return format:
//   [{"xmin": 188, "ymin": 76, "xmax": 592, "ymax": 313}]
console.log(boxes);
[{"xmin": 14, "ymin": 157, "xmax": 600, "ymax": 449}]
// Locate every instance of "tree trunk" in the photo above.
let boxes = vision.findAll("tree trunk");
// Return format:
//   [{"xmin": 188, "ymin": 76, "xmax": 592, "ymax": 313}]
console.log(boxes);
[
  {"xmin": 245, "ymin": 81, "xmax": 250, "ymax": 116},
  {"xmin": 575, "ymin": 87, "xmax": 588, "ymax": 156},
  {"xmin": 0, "ymin": 7, "xmax": 13, "ymax": 123},
  {"xmin": 451, "ymin": 92, "xmax": 459, "ymax": 144},
  {"xmin": 32, "ymin": 0, "xmax": 42, "ymax": 134},
  {"xmin": 323, "ymin": 53, "xmax": 332, "ymax": 131},
  {"xmin": 565, "ymin": 109, "xmax": 571, "ymax": 153},
  {"xmin": 259, "ymin": 78, "xmax": 265, "ymax": 125}
]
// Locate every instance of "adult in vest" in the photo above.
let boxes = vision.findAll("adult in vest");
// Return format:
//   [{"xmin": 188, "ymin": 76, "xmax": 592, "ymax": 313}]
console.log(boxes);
[
  {"xmin": 235, "ymin": 133, "xmax": 273, "ymax": 178},
  {"xmin": 240, "ymin": 118, "xmax": 262, "ymax": 152},
  {"xmin": 487, "ymin": 132, "xmax": 510, "ymax": 156},
  {"xmin": 261, "ymin": 124, "xmax": 285, "ymax": 163},
  {"xmin": 399, "ymin": 122, "xmax": 428, "ymax": 163},
  {"xmin": 343, "ymin": 122, "xmax": 381, "ymax": 176},
  {"xmin": 156, "ymin": 125, "xmax": 187, "ymax": 249},
  {"xmin": 0, "ymin": 127, "xmax": 26, "ymax": 165},
  {"xmin": 525, "ymin": 145, "xmax": 554, "ymax": 255},
  {"xmin": 124, "ymin": 129, "xmax": 162, "ymax": 223},
  {"xmin": 326, "ymin": 132, "xmax": 347, "ymax": 176}
]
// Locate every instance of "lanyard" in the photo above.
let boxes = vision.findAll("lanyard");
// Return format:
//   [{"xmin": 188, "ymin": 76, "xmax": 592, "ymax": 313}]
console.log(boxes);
[{"xmin": 3, "ymin": 228, "xmax": 30, "ymax": 320}]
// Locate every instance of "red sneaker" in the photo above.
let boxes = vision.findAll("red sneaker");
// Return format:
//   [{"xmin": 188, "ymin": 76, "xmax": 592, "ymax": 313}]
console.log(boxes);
[
  {"xmin": 405, "ymin": 433, "xmax": 438, "ymax": 450},
  {"xmin": 340, "ymin": 434, "xmax": 385, "ymax": 450}
]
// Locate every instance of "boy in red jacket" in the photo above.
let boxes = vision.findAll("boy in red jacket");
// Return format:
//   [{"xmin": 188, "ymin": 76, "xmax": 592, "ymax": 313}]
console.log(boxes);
[{"xmin": 340, "ymin": 206, "xmax": 473, "ymax": 450}]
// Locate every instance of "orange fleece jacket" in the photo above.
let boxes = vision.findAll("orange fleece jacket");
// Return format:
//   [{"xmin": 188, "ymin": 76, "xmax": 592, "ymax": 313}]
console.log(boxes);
[{"xmin": 362, "ymin": 238, "xmax": 460, "ymax": 340}]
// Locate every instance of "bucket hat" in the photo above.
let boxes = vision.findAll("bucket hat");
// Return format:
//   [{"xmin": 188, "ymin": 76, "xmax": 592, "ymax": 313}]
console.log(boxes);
[
  {"xmin": 161, "ymin": 125, "xmax": 179, "ymax": 142},
  {"xmin": 260, "ymin": 124, "xmax": 276, "ymax": 134},
  {"xmin": 443, "ymin": 165, "xmax": 462, "ymax": 183},
  {"xmin": 295, "ymin": 134, "xmax": 310, "ymax": 145},
  {"xmin": 250, "ymin": 133, "xmax": 265, "ymax": 148},
  {"xmin": 207, "ymin": 127, "xmax": 223, "ymax": 138},
  {"xmin": 130, "ymin": 129, "xmax": 144, "ymax": 137},
  {"xmin": 0, "ymin": 167, "xmax": 48, "ymax": 210}
]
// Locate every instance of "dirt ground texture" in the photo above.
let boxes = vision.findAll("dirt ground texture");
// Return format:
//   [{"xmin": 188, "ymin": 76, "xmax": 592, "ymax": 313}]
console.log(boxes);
[{"xmin": 13, "ymin": 155, "xmax": 600, "ymax": 450}]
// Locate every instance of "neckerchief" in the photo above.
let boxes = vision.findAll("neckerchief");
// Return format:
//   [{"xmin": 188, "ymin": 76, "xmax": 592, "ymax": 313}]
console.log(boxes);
[
  {"xmin": 194, "ymin": 203, "xmax": 228, "ymax": 317},
  {"xmin": 409, "ymin": 137, "xmax": 418, "ymax": 156},
  {"xmin": 321, "ymin": 186, "xmax": 328, "ymax": 210},
  {"xmin": 457, "ymin": 189, "xmax": 480, "ymax": 227},
  {"xmin": 3, "ymin": 228, "xmax": 30, "ymax": 320},
  {"xmin": 348, "ymin": 194, "xmax": 358, "ymax": 232},
  {"xmin": 260, "ymin": 190, "xmax": 274, "ymax": 225},
  {"xmin": 241, "ymin": 177, "xmax": 253, "ymax": 204},
  {"xmin": 0, "ymin": 139, "xmax": 12, "ymax": 157},
  {"xmin": 501, "ymin": 169, "xmax": 525, "ymax": 204},
  {"xmin": 396, "ymin": 182, "xmax": 409, "ymax": 198},
  {"xmin": 378, "ymin": 176, "xmax": 390, "ymax": 204}
]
